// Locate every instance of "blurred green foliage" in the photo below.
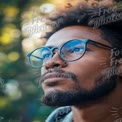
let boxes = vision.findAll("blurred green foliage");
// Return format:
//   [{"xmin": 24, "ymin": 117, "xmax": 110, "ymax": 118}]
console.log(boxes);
[{"xmin": 0, "ymin": 0, "xmax": 54, "ymax": 122}]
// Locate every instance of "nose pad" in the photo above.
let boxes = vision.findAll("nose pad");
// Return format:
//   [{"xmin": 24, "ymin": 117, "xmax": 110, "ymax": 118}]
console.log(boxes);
[{"xmin": 44, "ymin": 52, "xmax": 67, "ymax": 70}]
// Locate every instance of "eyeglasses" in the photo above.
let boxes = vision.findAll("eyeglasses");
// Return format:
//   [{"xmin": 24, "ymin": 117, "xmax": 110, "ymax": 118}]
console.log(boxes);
[{"xmin": 27, "ymin": 39, "xmax": 112, "ymax": 68}]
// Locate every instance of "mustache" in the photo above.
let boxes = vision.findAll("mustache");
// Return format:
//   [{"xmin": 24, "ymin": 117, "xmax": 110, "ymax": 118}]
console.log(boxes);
[{"xmin": 40, "ymin": 67, "xmax": 78, "ymax": 83}]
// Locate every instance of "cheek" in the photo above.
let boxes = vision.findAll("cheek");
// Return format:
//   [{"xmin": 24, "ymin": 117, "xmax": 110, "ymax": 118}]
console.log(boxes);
[
  {"xmin": 68, "ymin": 53, "xmax": 110, "ymax": 90},
  {"xmin": 41, "ymin": 67, "xmax": 45, "ymax": 76}
]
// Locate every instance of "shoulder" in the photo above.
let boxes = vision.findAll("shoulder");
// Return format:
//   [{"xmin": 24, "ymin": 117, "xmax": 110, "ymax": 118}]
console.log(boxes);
[{"xmin": 45, "ymin": 106, "xmax": 73, "ymax": 122}]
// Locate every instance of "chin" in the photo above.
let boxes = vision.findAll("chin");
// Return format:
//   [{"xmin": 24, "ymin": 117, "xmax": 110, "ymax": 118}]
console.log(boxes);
[{"xmin": 41, "ymin": 77, "xmax": 117, "ymax": 107}]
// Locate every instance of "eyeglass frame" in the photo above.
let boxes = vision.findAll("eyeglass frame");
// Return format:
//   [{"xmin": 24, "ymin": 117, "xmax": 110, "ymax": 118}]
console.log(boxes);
[{"xmin": 27, "ymin": 39, "xmax": 113, "ymax": 68}]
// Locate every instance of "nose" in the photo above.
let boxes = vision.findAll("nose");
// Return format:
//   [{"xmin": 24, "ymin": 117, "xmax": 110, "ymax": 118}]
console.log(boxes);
[{"xmin": 44, "ymin": 52, "xmax": 67, "ymax": 70}]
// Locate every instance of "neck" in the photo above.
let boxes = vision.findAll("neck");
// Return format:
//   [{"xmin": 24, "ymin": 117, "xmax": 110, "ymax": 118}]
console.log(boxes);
[{"xmin": 72, "ymin": 82, "xmax": 122, "ymax": 122}]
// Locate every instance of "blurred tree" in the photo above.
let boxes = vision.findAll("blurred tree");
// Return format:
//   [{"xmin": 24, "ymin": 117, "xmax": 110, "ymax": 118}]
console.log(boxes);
[{"xmin": 0, "ymin": 0, "xmax": 54, "ymax": 122}]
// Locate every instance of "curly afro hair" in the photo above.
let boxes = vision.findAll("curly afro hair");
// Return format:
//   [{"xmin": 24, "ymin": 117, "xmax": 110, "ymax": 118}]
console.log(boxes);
[{"xmin": 43, "ymin": 0, "xmax": 122, "ymax": 50}]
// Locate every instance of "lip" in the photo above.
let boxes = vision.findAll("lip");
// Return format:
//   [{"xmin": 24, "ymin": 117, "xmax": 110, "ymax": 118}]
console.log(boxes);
[{"xmin": 42, "ymin": 72, "xmax": 70, "ymax": 84}]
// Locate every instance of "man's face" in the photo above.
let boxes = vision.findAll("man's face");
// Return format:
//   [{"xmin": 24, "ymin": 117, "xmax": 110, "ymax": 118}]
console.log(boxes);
[{"xmin": 40, "ymin": 26, "xmax": 117, "ymax": 107}]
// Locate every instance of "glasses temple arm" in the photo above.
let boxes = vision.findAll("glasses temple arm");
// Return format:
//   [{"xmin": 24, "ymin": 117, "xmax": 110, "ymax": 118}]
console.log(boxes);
[{"xmin": 89, "ymin": 40, "xmax": 113, "ymax": 49}]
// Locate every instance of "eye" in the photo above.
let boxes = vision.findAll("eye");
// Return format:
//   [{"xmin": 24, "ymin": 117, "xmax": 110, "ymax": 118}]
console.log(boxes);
[
  {"xmin": 40, "ymin": 47, "xmax": 52, "ymax": 60},
  {"xmin": 42, "ymin": 53, "xmax": 50, "ymax": 59},
  {"xmin": 72, "ymin": 48, "xmax": 80, "ymax": 53},
  {"xmin": 71, "ymin": 47, "xmax": 83, "ymax": 53}
]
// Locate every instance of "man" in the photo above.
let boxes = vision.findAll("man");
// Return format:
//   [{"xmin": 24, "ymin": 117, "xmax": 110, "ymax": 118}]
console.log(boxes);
[{"xmin": 27, "ymin": 0, "xmax": 122, "ymax": 122}]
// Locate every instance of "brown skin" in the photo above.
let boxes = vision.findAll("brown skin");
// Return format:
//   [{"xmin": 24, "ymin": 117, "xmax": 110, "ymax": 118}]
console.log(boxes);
[{"xmin": 41, "ymin": 26, "xmax": 122, "ymax": 122}]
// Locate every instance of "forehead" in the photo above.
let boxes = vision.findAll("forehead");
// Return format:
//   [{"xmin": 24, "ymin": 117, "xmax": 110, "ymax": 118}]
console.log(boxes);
[{"xmin": 45, "ymin": 26, "xmax": 111, "ymax": 47}]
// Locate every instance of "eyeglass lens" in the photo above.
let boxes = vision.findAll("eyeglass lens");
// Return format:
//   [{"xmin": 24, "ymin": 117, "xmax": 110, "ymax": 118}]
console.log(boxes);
[
  {"xmin": 29, "ymin": 39, "xmax": 86, "ymax": 67},
  {"xmin": 60, "ymin": 39, "xmax": 85, "ymax": 61}
]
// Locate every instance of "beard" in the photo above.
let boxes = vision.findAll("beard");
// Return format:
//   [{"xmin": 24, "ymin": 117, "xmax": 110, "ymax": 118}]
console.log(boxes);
[{"xmin": 41, "ymin": 68, "xmax": 117, "ymax": 107}]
